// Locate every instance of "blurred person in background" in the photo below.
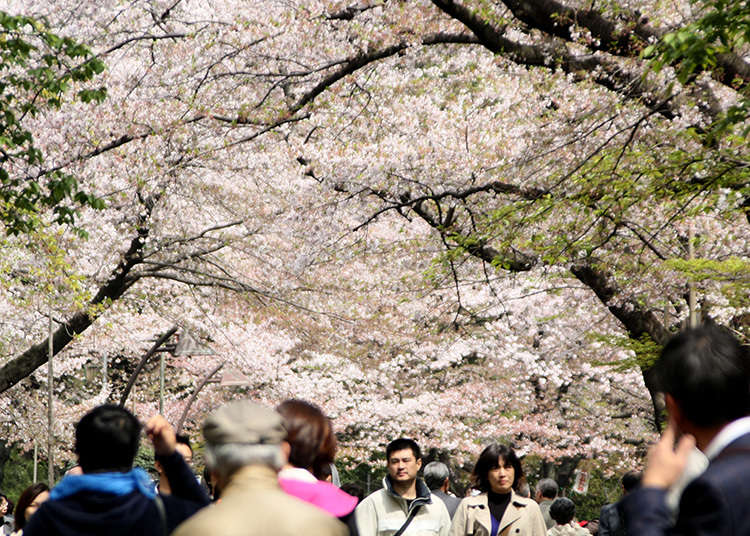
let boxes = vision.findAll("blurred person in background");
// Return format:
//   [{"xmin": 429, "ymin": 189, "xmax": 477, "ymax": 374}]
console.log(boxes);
[
  {"xmin": 547, "ymin": 498, "xmax": 589, "ymax": 536},
  {"xmin": 276, "ymin": 399, "xmax": 358, "ymax": 535},
  {"xmin": 11, "ymin": 484, "xmax": 49, "ymax": 535}
]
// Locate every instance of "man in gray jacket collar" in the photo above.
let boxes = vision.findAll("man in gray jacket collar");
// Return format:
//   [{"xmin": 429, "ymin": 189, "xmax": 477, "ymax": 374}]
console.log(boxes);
[{"xmin": 355, "ymin": 438, "xmax": 450, "ymax": 536}]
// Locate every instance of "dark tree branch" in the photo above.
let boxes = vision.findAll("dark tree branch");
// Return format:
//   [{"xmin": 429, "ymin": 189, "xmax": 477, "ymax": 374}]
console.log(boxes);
[
  {"xmin": 0, "ymin": 194, "xmax": 159, "ymax": 394},
  {"xmin": 326, "ymin": 2, "xmax": 382, "ymax": 21},
  {"xmin": 499, "ymin": 0, "xmax": 662, "ymax": 56},
  {"xmin": 429, "ymin": 0, "xmax": 681, "ymax": 120},
  {"xmin": 292, "ymin": 33, "xmax": 479, "ymax": 113}
]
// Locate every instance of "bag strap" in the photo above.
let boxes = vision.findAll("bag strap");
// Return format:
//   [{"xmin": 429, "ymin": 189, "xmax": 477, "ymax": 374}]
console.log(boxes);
[
  {"xmin": 393, "ymin": 504, "xmax": 421, "ymax": 536},
  {"xmin": 153, "ymin": 494, "xmax": 168, "ymax": 536}
]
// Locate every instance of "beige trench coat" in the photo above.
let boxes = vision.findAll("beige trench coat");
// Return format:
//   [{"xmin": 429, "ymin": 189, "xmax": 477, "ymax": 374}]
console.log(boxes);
[{"xmin": 449, "ymin": 492, "xmax": 546, "ymax": 536}]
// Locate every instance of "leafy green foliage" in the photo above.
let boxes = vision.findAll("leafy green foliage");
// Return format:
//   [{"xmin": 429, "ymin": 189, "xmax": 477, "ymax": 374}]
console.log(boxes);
[
  {"xmin": 589, "ymin": 332, "xmax": 662, "ymax": 371},
  {"xmin": 664, "ymin": 256, "xmax": 750, "ymax": 308},
  {"xmin": 134, "ymin": 445, "xmax": 158, "ymax": 480},
  {"xmin": 0, "ymin": 10, "xmax": 107, "ymax": 235},
  {"xmin": 0, "ymin": 445, "xmax": 51, "ymax": 502},
  {"xmin": 643, "ymin": 0, "xmax": 750, "ymax": 135}
]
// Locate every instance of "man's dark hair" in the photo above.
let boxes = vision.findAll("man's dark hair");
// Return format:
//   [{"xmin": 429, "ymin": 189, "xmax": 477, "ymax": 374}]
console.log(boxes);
[
  {"xmin": 386, "ymin": 438, "xmax": 421, "ymax": 461},
  {"xmin": 75, "ymin": 404, "xmax": 141, "ymax": 473},
  {"xmin": 175, "ymin": 433, "xmax": 192, "ymax": 452},
  {"xmin": 550, "ymin": 497, "xmax": 576, "ymax": 525},
  {"xmin": 654, "ymin": 323, "xmax": 749, "ymax": 427},
  {"xmin": 340, "ymin": 482, "xmax": 364, "ymax": 503},
  {"xmin": 536, "ymin": 477, "xmax": 559, "ymax": 499},
  {"xmin": 622, "ymin": 470, "xmax": 641, "ymax": 493},
  {"xmin": 472, "ymin": 443, "xmax": 523, "ymax": 493}
]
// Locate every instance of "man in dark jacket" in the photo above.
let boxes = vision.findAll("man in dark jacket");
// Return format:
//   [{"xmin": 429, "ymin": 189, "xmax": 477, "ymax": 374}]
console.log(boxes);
[
  {"xmin": 598, "ymin": 471, "xmax": 640, "ymax": 536},
  {"xmin": 622, "ymin": 324, "xmax": 750, "ymax": 536},
  {"xmin": 25, "ymin": 404, "xmax": 209, "ymax": 536}
]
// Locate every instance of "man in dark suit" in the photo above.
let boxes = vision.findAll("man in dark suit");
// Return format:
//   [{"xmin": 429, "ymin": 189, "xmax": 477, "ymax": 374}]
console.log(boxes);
[
  {"xmin": 622, "ymin": 323, "xmax": 750, "ymax": 535},
  {"xmin": 599, "ymin": 471, "xmax": 641, "ymax": 536}
]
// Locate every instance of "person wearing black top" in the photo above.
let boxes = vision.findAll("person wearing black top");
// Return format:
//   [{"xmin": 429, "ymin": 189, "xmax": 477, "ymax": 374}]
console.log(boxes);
[{"xmin": 449, "ymin": 443, "xmax": 546, "ymax": 536}]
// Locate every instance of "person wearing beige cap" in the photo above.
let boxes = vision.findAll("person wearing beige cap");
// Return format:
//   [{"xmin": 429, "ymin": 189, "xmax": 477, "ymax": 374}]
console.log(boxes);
[{"xmin": 172, "ymin": 400, "xmax": 347, "ymax": 536}]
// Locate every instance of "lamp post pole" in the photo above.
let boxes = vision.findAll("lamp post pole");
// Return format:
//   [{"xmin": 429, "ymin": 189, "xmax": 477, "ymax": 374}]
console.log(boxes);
[
  {"xmin": 159, "ymin": 353, "xmax": 166, "ymax": 414},
  {"xmin": 47, "ymin": 309, "xmax": 54, "ymax": 487},
  {"xmin": 119, "ymin": 326, "xmax": 178, "ymax": 408}
]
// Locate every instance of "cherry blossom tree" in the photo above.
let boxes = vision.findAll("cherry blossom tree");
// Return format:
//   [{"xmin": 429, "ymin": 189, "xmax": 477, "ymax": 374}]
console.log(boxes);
[{"xmin": 0, "ymin": 0, "xmax": 746, "ymax": 472}]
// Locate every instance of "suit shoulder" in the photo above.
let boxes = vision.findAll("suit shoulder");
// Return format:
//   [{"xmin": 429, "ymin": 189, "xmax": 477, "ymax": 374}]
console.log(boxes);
[{"xmin": 511, "ymin": 494, "xmax": 539, "ymax": 509}]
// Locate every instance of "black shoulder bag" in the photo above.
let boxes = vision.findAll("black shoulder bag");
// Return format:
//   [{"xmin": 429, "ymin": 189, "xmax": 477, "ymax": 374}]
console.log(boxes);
[{"xmin": 393, "ymin": 505, "xmax": 421, "ymax": 536}]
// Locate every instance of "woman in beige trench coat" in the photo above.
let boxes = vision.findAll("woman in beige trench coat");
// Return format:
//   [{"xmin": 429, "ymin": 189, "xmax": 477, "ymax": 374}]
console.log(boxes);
[{"xmin": 449, "ymin": 444, "xmax": 546, "ymax": 536}]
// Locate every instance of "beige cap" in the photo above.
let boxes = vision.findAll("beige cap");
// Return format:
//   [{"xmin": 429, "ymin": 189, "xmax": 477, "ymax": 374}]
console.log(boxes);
[{"xmin": 203, "ymin": 400, "xmax": 286, "ymax": 445}]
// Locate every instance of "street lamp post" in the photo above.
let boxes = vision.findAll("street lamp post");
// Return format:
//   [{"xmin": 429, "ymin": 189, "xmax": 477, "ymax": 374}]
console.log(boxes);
[
  {"xmin": 47, "ymin": 309, "xmax": 54, "ymax": 487},
  {"xmin": 175, "ymin": 362, "xmax": 250, "ymax": 434},
  {"xmin": 119, "ymin": 326, "xmax": 178, "ymax": 408},
  {"xmin": 119, "ymin": 326, "xmax": 215, "ymax": 413}
]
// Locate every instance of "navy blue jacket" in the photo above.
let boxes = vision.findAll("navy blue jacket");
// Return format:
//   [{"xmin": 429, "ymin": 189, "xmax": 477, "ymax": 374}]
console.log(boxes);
[
  {"xmin": 24, "ymin": 452, "xmax": 209, "ymax": 536},
  {"xmin": 622, "ymin": 432, "xmax": 750, "ymax": 536},
  {"xmin": 599, "ymin": 502, "xmax": 625, "ymax": 536}
]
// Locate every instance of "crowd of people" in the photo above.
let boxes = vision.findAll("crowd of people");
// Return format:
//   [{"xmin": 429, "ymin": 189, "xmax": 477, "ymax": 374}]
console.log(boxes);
[{"xmin": 0, "ymin": 322, "xmax": 746, "ymax": 535}]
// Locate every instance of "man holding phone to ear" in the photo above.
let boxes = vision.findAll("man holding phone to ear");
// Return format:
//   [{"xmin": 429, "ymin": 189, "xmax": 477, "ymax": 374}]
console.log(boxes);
[{"xmin": 622, "ymin": 323, "xmax": 750, "ymax": 536}]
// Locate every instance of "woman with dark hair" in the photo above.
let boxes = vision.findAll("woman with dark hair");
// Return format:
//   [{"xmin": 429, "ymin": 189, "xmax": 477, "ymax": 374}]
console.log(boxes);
[
  {"xmin": 277, "ymin": 399, "xmax": 337, "ymax": 480},
  {"xmin": 276, "ymin": 399, "xmax": 358, "ymax": 535},
  {"xmin": 11, "ymin": 484, "xmax": 49, "ymax": 535},
  {"xmin": 450, "ymin": 443, "xmax": 546, "ymax": 536}
]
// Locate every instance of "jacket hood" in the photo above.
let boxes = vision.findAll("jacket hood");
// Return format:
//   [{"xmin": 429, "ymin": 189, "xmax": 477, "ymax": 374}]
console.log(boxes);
[{"xmin": 32, "ymin": 490, "xmax": 155, "ymax": 536}]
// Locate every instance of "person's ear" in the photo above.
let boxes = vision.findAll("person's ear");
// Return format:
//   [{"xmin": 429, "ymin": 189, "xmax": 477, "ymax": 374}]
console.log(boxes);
[
  {"xmin": 416, "ymin": 458, "xmax": 422, "ymax": 471},
  {"xmin": 665, "ymin": 394, "xmax": 686, "ymax": 436},
  {"xmin": 281, "ymin": 440, "xmax": 291, "ymax": 464}
]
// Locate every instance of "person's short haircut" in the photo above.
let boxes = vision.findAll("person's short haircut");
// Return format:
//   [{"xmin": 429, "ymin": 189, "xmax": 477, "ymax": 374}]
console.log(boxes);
[
  {"xmin": 622, "ymin": 470, "xmax": 641, "ymax": 492},
  {"xmin": 340, "ymin": 482, "xmax": 364, "ymax": 503},
  {"xmin": 536, "ymin": 478, "xmax": 559, "ymax": 499},
  {"xmin": 654, "ymin": 324, "xmax": 749, "ymax": 427},
  {"xmin": 550, "ymin": 497, "xmax": 576, "ymax": 525},
  {"xmin": 204, "ymin": 442, "xmax": 284, "ymax": 480},
  {"xmin": 14, "ymin": 483, "xmax": 48, "ymax": 529},
  {"xmin": 276, "ymin": 399, "xmax": 337, "ymax": 479},
  {"xmin": 423, "ymin": 461, "xmax": 450, "ymax": 490},
  {"xmin": 175, "ymin": 433, "xmax": 192, "ymax": 452},
  {"xmin": 472, "ymin": 443, "xmax": 524, "ymax": 493},
  {"xmin": 386, "ymin": 438, "xmax": 421, "ymax": 461},
  {"xmin": 75, "ymin": 404, "xmax": 141, "ymax": 473}
]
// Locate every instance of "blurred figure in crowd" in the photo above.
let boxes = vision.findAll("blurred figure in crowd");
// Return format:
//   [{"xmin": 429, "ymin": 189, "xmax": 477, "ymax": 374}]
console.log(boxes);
[
  {"xmin": 24, "ymin": 405, "xmax": 209, "ymax": 536},
  {"xmin": 11, "ymin": 484, "xmax": 48, "ymax": 535},
  {"xmin": 547, "ymin": 497, "xmax": 589, "ymax": 536}
]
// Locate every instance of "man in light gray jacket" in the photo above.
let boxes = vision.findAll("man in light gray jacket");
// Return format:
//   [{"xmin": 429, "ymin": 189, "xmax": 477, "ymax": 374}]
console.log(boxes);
[{"xmin": 355, "ymin": 438, "xmax": 450, "ymax": 536}]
